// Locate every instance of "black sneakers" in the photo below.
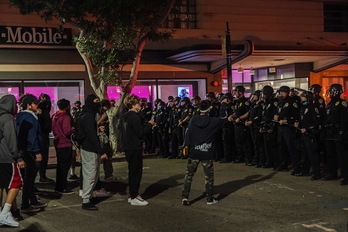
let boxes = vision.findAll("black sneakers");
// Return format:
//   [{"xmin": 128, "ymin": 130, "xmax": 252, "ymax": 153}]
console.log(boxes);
[
  {"xmin": 182, "ymin": 198, "xmax": 190, "ymax": 206},
  {"xmin": 82, "ymin": 202, "xmax": 98, "ymax": 211}
]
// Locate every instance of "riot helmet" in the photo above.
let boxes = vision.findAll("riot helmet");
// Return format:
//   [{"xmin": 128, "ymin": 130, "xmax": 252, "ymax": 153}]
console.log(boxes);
[
  {"xmin": 250, "ymin": 90, "xmax": 262, "ymax": 103},
  {"xmin": 279, "ymin": 86, "xmax": 290, "ymax": 94},
  {"xmin": 180, "ymin": 97, "xmax": 190, "ymax": 106},
  {"xmin": 300, "ymin": 91, "xmax": 313, "ymax": 101},
  {"xmin": 327, "ymin": 84, "xmax": 343, "ymax": 98},
  {"xmin": 262, "ymin": 85, "xmax": 274, "ymax": 99},
  {"xmin": 234, "ymin": 85, "xmax": 246, "ymax": 93},
  {"xmin": 309, "ymin": 84, "xmax": 322, "ymax": 94}
]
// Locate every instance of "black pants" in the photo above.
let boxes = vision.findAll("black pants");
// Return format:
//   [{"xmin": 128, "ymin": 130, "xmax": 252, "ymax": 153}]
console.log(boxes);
[
  {"xmin": 222, "ymin": 127, "xmax": 235, "ymax": 161},
  {"xmin": 299, "ymin": 134, "xmax": 320, "ymax": 175},
  {"xmin": 325, "ymin": 140, "xmax": 348, "ymax": 179},
  {"xmin": 214, "ymin": 129, "xmax": 224, "ymax": 161},
  {"xmin": 277, "ymin": 127, "xmax": 299, "ymax": 172},
  {"xmin": 235, "ymin": 125, "xmax": 254, "ymax": 163},
  {"xmin": 263, "ymin": 131, "xmax": 278, "ymax": 167},
  {"xmin": 171, "ymin": 126, "xmax": 183, "ymax": 157},
  {"xmin": 55, "ymin": 147, "xmax": 72, "ymax": 192},
  {"xmin": 21, "ymin": 152, "xmax": 39, "ymax": 208},
  {"xmin": 250, "ymin": 127, "xmax": 265, "ymax": 165},
  {"xmin": 125, "ymin": 149, "xmax": 143, "ymax": 198},
  {"xmin": 39, "ymin": 133, "xmax": 50, "ymax": 179}
]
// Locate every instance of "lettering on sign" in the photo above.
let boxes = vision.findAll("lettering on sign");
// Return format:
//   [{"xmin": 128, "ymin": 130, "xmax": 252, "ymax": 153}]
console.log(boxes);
[{"xmin": 0, "ymin": 26, "xmax": 72, "ymax": 46}]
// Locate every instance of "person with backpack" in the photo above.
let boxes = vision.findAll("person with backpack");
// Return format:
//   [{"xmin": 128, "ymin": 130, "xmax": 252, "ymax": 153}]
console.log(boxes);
[
  {"xmin": 78, "ymin": 94, "xmax": 108, "ymax": 210},
  {"xmin": 0, "ymin": 94, "xmax": 25, "ymax": 227}
]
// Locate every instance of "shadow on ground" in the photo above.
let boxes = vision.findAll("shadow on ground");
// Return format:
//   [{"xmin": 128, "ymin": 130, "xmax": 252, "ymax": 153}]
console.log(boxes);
[
  {"xmin": 142, "ymin": 174, "xmax": 184, "ymax": 200},
  {"xmin": 190, "ymin": 172, "xmax": 277, "ymax": 204}
]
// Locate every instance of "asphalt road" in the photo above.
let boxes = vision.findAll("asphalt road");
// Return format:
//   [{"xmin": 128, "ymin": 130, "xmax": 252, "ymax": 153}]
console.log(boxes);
[{"xmin": 1, "ymin": 157, "xmax": 347, "ymax": 232}]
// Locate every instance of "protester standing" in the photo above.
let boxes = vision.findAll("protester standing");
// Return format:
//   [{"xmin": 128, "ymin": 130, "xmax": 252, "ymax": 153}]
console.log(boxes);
[
  {"xmin": 0, "ymin": 94, "xmax": 25, "ymax": 227},
  {"xmin": 79, "ymin": 94, "xmax": 108, "ymax": 210},
  {"xmin": 52, "ymin": 98, "xmax": 74, "ymax": 194},
  {"xmin": 121, "ymin": 94, "xmax": 153, "ymax": 206}
]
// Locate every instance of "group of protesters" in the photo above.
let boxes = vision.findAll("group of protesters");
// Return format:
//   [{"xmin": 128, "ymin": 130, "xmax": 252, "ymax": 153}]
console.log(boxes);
[{"xmin": 0, "ymin": 82, "xmax": 347, "ymax": 227}]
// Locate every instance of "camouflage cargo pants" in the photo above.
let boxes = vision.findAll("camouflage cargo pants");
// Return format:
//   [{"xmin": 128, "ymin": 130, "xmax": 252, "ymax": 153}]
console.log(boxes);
[{"xmin": 182, "ymin": 158, "xmax": 214, "ymax": 201}]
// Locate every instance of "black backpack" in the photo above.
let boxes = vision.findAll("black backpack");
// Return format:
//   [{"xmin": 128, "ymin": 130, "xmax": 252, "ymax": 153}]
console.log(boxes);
[{"xmin": 71, "ymin": 110, "xmax": 86, "ymax": 146}]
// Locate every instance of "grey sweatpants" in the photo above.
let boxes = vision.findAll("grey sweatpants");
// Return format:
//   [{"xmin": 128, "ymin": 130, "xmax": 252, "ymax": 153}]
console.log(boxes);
[{"xmin": 81, "ymin": 149, "xmax": 100, "ymax": 203}]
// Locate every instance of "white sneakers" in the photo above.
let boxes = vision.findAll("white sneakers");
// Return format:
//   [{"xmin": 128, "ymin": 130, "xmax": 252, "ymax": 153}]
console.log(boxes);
[
  {"xmin": 0, "ymin": 213, "xmax": 19, "ymax": 227},
  {"xmin": 207, "ymin": 198, "xmax": 218, "ymax": 205},
  {"xmin": 129, "ymin": 195, "xmax": 148, "ymax": 206}
]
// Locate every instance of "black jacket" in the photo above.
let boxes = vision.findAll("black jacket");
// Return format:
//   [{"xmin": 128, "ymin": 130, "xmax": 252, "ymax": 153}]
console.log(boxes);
[
  {"xmin": 79, "ymin": 108, "xmax": 105, "ymax": 155},
  {"xmin": 183, "ymin": 114, "xmax": 223, "ymax": 160},
  {"xmin": 121, "ymin": 110, "xmax": 143, "ymax": 151}
]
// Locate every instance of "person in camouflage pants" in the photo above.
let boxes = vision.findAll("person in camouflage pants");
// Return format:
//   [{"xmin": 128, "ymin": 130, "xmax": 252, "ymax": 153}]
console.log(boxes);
[
  {"xmin": 182, "ymin": 159, "xmax": 214, "ymax": 203},
  {"xmin": 182, "ymin": 99, "xmax": 232, "ymax": 205}
]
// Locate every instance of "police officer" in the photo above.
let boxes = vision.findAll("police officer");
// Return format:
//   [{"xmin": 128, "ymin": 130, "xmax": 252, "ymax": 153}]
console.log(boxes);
[
  {"xmin": 206, "ymin": 92, "xmax": 220, "ymax": 117},
  {"xmin": 155, "ymin": 101, "xmax": 170, "ymax": 158},
  {"xmin": 219, "ymin": 93, "xmax": 236, "ymax": 163},
  {"xmin": 149, "ymin": 99, "xmax": 162, "ymax": 153},
  {"xmin": 294, "ymin": 91, "xmax": 321, "ymax": 179},
  {"xmin": 206, "ymin": 92, "xmax": 223, "ymax": 161},
  {"xmin": 309, "ymin": 84, "xmax": 327, "ymax": 164},
  {"xmin": 178, "ymin": 97, "xmax": 193, "ymax": 158},
  {"xmin": 232, "ymin": 85, "xmax": 253, "ymax": 164},
  {"xmin": 245, "ymin": 90, "xmax": 264, "ymax": 167},
  {"xmin": 141, "ymin": 101, "xmax": 153, "ymax": 154},
  {"xmin": 274, "ymin": 86, "xmax": 301, "ymax": 174},
  {"xmin": 192, "ymin": 96, "xmax": 201, "ymax": 116},
  {"xmin": 168, "ymin": 97, "xmax": 182, "ymax": 159},
  {"xmin": 260, "ymin": 85, "xmax": 279, "ymax": 169},
  {"xmin": 322, "ymin": 84, "xmax": 348, "ymax": 185}
]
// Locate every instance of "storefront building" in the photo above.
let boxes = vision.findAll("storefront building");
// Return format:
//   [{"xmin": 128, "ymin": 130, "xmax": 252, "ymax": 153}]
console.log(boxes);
[{"xmin": 0, "ymin": 0, "xmax": 347, "ymax": 107}]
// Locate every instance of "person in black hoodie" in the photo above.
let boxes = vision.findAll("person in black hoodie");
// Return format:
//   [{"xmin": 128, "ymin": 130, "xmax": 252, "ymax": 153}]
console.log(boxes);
[
  {"xmin": 121, "ymin": 94, "xmax": 154, "ymax": 206},
  {"xmin": 79, "ymin": 94, "xmax": 108, "ymax": 210},
  {"xmin": 37, "ymin": 93, "xmax": 54, "ymax": 183},
  {"xmin": 181, "ymin": 100, "xmax": 232, "ymax": 206}
]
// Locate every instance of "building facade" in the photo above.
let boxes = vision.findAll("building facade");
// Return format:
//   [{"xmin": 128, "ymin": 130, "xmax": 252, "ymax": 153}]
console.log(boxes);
[{"xmin": 0, "ymin": 0, "xmax": 347, "ymax": 107}]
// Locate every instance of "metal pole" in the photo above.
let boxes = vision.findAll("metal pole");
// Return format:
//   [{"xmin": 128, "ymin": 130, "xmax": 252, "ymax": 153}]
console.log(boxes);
[{"xmin": 226, "ymin": 22, "xmax": 232, "ymax": 93}]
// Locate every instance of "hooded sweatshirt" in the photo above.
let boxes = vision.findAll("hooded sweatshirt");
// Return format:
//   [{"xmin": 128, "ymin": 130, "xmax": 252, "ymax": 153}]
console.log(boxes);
[
  {"xmin": 0, "ymin": 95, "xmax": 22, "ymax": 163},
  {"xmin": 183, "ymin": 114, "xmax": 223, "ymax": 160},
  {"xmin": 16, "ymin": 108, "xmax": 41, "ymax": 155},
  {"xmin": 79, "ymin": 95, "xmax": 105, "ymax": 155},
  {"xmin": 52, "ymin": 110, "xmax": 73, "ymax": 148},
  {"xmin": 121, "ymin": 110, "xmax": 143, "ymax": 151}
]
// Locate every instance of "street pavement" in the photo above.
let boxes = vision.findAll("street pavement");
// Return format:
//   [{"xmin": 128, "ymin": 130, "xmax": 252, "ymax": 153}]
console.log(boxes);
[{"xmin": 1, "ymin": 157, "xmax": 347, "ymax": 232}]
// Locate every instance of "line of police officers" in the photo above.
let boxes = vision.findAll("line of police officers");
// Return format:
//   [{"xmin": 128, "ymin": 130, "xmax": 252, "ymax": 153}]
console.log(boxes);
[{"xmin": 138, "ymin": 83, "xmax": 348, "ymax": 186}]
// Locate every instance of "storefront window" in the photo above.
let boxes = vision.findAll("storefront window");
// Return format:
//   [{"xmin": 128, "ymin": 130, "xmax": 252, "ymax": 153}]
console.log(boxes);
[
  {"xmin": 254, "ymin": 77, "xmax": 308, "ymax": 92},
  {"xmin": 0, "ymin": 81, "xmax": 20, "ymax": 100},
  {"xmin": 107, "ymin": 78, "xmax": 205, "ymax": 103}
]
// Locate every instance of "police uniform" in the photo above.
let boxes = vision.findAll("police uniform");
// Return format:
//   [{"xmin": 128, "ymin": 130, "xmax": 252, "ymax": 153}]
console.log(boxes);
[
  {"xmin": 261, "ymin": 97, "xmax": 279, "ymax": 168},
  {"xmin": 323, "ymin": 94, "xmax": 348, "ymax": 184},
  {"xmin": 247, "ymin": 99, "xmax": 264, "ymax": 167},
  {"xmin": 276, "ymin": 96, "xmax": 300, "ymax": 173},
  {"xmin": 297, "ymin": 98, "xmax": 321, "ymax": 178},
  {"xmin": 169, "ymin": 105, "xmax": 182, "ymax": 158},
  {"xmin": 219, "ymin": 100, "xmax": 235, "ymax": 162},
  {"xmin": 155, "ymin": 106, "xmax": 170, "ymax": 157},
  {"xmin": 234, "ymin": 96, "xmax": 253, "ymax": 164}
]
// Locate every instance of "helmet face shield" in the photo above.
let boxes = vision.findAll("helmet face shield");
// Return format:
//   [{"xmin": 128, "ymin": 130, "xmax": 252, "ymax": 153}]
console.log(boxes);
[{"xmin": 327, "ymin": 84, "xmax": 343, "ymax": 98}]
